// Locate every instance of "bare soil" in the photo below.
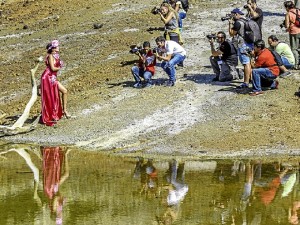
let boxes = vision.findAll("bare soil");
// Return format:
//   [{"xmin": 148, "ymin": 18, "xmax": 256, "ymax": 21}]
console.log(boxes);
[{"xmin": 1, "ymin": 0, "xmax": 300, "ymax": 158}]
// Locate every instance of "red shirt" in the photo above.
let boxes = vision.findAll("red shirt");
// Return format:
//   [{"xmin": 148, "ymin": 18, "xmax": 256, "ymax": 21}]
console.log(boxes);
[
  {"xmin": 138, "ymin": 50, "xmax": 156, "ymax": 75},
  {"xmin": 255, "ymin": 48, "xmax": 280, "ymax": 76}
]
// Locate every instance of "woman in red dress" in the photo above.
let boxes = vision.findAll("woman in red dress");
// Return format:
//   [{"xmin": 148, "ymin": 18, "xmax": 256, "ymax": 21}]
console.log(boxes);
[{"xmin": 40, "ymin": 40, "xmax": 70, "ymax": 126}]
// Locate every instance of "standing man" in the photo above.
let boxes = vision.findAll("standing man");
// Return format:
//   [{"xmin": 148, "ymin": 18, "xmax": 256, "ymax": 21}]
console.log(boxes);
[
  {"xmin": 250, "ymin": 40, "xmax": 280, "ymax": 96},
  {"xmin": 245, "ymin": 0, "xmax": 264, "ymax": 33},
  {"xmin": 208, "ymin": 31, "xmax": 239, "ymax": 82},
  {"xmin": 155, "ymin": 36, "xmax": 186, "ymax": 87},
  {"xmin": 229, "ymin": 8, "xmax": 253, "ymax": 89}
]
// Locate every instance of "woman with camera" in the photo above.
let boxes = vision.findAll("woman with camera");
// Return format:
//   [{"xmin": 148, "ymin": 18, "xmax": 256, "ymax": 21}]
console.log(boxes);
[
  {"xmin": 158, "ymin": 3, "xmax": 182, "ymax": 44},
  {"xmin": 284, "ymin": 1, "xmax": 300, "ymax": 69}
]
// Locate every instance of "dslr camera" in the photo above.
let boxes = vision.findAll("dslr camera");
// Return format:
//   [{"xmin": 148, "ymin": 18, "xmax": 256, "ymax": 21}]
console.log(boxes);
[
  {"xmin": 129, "ymin": 45, "xmax": 143, "ymax": 54},
  {"xmin": 152, "ymin": 47, "xmax": 160, "ymax": 54},
  {"xmin": 280, "ymin": 20, "xmax": 286, "ymax": 28},
  {"xmin": 206, "ymin": 34, "xmax": 216, "ymax": 40},
  {"xmin": 151, "ymin": 6, "xmax": 161, "ymax": 15},
  {"xmin": 221, "ymin": 14, "xmax": 233, "ymax": 21}
]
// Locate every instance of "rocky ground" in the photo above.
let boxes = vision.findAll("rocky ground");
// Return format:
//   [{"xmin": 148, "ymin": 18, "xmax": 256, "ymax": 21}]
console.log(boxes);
[{"xmin": 0, "ymin": 0, "xmax": 300, "ymax": 158}]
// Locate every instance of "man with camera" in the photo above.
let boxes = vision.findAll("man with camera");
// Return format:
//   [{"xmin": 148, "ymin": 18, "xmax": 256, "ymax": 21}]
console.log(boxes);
[
  {"xmin": 131, "ymin": 41, "xmax": 156, "ymax": 88},
  {"xmin": 229, "ymin": 8, "xmax": 253, "ymax": 89},
  {"xmin": 250, "ymin": 40, "xmax": 280, "ymax": 96},
  {"xmin": 244, "ymin": 0, "xmax": 263, "ymax": 32},
  {"xmin": 208, "ymin": 31, "xmax": 239, "ymax": 82},
  {"xmin": 155, "ymin": 36, "xmax": 186, "ymax": 86}
]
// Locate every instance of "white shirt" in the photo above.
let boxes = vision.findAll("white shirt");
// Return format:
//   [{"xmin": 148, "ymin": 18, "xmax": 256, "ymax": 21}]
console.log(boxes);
[{"xmin": 165, "ymin": 40, "xmax": 186, "ymax": 56}]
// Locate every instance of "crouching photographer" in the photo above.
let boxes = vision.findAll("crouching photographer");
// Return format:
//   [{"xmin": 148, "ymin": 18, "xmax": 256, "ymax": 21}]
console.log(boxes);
[
  {"xmin": 208, "ymin": 31, "xmax": 239, "ymax": 82},
  {"xmin": 130, "ymin": 41, "xmax": 156, "ymax": 88}
]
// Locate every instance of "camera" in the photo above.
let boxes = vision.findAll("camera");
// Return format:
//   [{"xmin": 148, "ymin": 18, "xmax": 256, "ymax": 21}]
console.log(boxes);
[
  {"xmin": 221, "ymin": 14, "xmax": 233, "ymax": 21},
  {"xmin": 151, "ymin": 6, "xmax": 161, "ymax": 15},
  {"xmin": 129, "ymin": 45, "xmax": 142, "ymax": 54},
  {"xmin": 206, "ymin": 34, "xmax": 216, "ymax": 40},
  {"xmin": 280, "ymin": 20, "xmax": 286, "ymax": 28},
  {"xmin": 152, "ymin": 47, "xmax": 162, "ymax": 54},
  {"xmin": 243, "ymin": 5, "xmax": 249, "ymax": 9}
]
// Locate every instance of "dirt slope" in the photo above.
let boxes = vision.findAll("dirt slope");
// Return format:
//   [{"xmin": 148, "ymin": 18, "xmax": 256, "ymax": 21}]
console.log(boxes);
[{"xmin": 1, "ymin": 0, "xmax": 300, "ymax": 157}]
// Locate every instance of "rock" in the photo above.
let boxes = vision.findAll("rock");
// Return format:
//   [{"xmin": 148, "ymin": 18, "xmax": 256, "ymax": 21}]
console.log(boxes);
[{"xmin": 93, "ymin": 23, "xmax": 103, "ymax": 29}]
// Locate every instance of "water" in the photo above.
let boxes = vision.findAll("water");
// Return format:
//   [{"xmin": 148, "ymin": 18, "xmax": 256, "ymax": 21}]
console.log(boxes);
[{"xmin": 1, "ymin": 144, "xmax": 300, "ymax": 225}]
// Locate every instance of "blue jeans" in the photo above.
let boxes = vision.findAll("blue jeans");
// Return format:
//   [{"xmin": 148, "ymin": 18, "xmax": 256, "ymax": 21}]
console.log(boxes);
[
  {"xmin": 178, "ymin": 12, "xmax": 186, "ymax": 29},
  {"xmin": 131, "ymin": 66, "xmax": 152, "ymax": 84},
  {"xmin": 281, "ymin": 56, "xmax": 294, "ymax": 69},
  {"xmin": 251, "ymin": 68, "xmax": 277, "ymax": 92},
  {"xmin": 161, "ymin": 54, "xmax": 186, "ymax": 82}
]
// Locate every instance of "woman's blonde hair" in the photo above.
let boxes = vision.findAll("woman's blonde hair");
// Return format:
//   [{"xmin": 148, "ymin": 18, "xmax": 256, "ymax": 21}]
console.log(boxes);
[{"xmin": 160, "ymin": 2, "xmax": 178, "ymax": 20}]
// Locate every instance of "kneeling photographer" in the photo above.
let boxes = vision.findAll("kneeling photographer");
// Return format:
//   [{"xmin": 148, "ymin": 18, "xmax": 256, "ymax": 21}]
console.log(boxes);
[
  {"xmin": 208, "ymin": 31, "xmax": 239, "ymax": 82},
  {"xmin": 130, "ymin": 41, "xmax": 156, "ymax": 88}
]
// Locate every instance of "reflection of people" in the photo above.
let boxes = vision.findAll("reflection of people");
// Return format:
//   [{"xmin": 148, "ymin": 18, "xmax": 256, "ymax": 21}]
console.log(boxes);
[
  {"xmin": 40, "ymin": 40, "xmax": 70, "ymax": 126},
  {"xmin": 133, "ymin": 157, "xmax": 159, "ymax": 197},
  {"xmin": 155, "ymin": 36, "xmax": 186, "ymax": 87},
  {"xmin": 289, "ymin": 201, "xmax": 300, "ymax": 224},
  {"xmin": 42, "ymin": 146, "xmax": 71, "ymax": 225},
  {"xmin": 156, "ymin": 159, "xmax": 188, "ymax": 224},
  {"xmin": 209, "ymin": 31, "xmax": 239, "ymax": 82},
  {"xmin": 131, "ymin": 41, "xmax": 156, "ymax": 88}
]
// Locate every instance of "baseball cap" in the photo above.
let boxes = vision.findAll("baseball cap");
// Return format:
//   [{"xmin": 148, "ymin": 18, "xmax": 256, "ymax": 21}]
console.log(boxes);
[{"xmin": 231, "ymin": 8, "xmax": 244, "ymax": 15}]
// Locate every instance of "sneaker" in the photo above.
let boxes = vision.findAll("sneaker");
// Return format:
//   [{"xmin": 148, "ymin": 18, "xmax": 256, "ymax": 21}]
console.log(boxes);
[
  {"xmin": 133, "ymin": 82, "xmax": 142, "ymax": 88},
  {"xmin": 279, "ymin": 71, "xmax": 291, "ymax": 78},
  {"xmin": 178, "ymin": 62, "xmax": 184, "ymax": 67},
  {"xmin": 271, "ymin": 80, "xmax": 279, "ymax": 89},
  {"xmin": 249, "ymin": 91, "xmax": 263, "ymax": 96},
  {"xmin": 144, "ymin": 83, "xmax": 153, "ymax": 88},
  {"xmin": 236, "ymin": 82, "xmax": 249, "ymax": 89},
  {"xmin": 165, "ymin": 80, "xmax": 175, "ymax": 87},
  {"xmin": 212, "ymin": 77, "xmax": 219, "ymax": 82}
]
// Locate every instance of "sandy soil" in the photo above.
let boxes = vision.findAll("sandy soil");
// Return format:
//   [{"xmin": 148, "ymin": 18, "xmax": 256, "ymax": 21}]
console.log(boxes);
[{"xmin": 1, "ymin": 0, "xmax": 300, "ymax": 158}]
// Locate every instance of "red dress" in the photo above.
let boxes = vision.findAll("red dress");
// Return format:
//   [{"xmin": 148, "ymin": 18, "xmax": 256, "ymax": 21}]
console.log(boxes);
[{"xmin": 41, "ymin": 54, "xmax": 63, "ymax": 126}]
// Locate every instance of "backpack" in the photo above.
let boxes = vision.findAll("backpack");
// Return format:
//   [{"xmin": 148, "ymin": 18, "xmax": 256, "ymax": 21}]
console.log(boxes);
[
  {"xmin": 269, "ymin": 49, "xmax": 283, "ymax": 67},
  {"xmin": 238, "ymin": 18, "xmax": 262, "ymax": 44},
  {"xmin": 180, "ymin": 0, "xmax": 189, "ymax": 12},
  {"xmin": 290, "ymin": 9, "xmax": 300, "ymax": 27}
]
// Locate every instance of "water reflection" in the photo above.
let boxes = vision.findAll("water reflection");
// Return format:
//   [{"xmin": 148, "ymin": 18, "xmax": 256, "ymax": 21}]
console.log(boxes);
[
  {"xmin": 42, "ymin": 146, "xmax": 70, "ymax": 225},
  {"xmin": 1, "ymin": 144, "xmax": 300, "ymax": 225}
]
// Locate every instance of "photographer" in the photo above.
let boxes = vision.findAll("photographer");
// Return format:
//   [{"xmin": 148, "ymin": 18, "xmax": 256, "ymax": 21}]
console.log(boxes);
[
  {"xmin": 244, "ymin": 0, "xmax": 263, "ymax": 33},
  {"xmin": 155, "ymin": 36, "xmax": 186, "ymax": 87},
  {"xmin": 250, "ymin": 40, "xmax": 280, "ymax": 96},
  {"xmin": 156, "ymin": 3, "xmax": 182, "ymax": 44},
  {"xmin": 268, "ymin": 35, "xmax": 295, "ymax": 76},
  {"xmin": 284, "ymin": 1, "xmax": 300, "ymax": 69},
  {"xmin": 168, "ymin": 0, "xmax": 187, "ymax": 32},
  {"xmin": 131, "ymin": 41, "xmax": 156, "ymax": 88},
  {"xmin": 229, "ymin": 8, "xmax": 253, "ymax": 89},
  {"xmin": 208, "ymin": 31, "xmax": 239, "ymax": 82}
]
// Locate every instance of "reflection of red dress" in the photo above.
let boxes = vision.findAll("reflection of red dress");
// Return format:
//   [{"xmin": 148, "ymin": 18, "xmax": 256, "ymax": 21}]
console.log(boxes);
[
  {"xmin": 43, "ymin": 147, "xmax": 64, "ymax": 199},
  {"xmin": 41, "ymin": 54, "xmax": 63, "ymax": 126}
]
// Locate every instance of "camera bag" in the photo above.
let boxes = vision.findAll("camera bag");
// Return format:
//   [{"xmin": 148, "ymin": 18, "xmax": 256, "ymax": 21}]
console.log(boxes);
[{"xmin": 238, "ymin": 18, "xmax": 262, "ymax": 44}]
